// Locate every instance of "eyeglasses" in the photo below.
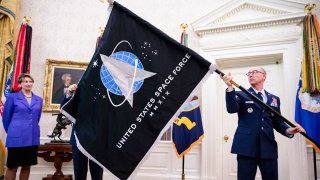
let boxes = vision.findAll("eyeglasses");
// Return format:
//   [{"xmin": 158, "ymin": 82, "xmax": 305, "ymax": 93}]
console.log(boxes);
[
  {"xmin": 22, "ymin": 80, "xmax": 34, "ymax": 83},
  {"xmin": 246, "ymin": 70, "xmax": 264, "ymax": 76}
]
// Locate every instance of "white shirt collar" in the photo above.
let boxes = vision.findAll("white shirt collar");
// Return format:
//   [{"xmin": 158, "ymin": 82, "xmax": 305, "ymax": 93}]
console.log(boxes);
[
  {"xmin": 252, "ymin": 87, "xmax": 265, "ymax": 95},
  {"xmin": 252, "ymin": 87, "xmax": 267, "ymax": 103}
]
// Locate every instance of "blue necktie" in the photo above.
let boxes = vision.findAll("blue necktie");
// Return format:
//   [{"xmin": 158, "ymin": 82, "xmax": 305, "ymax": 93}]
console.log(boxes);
[{"xmin": 257, "ymin": 92, "xmax": 263, "ymax": 101}]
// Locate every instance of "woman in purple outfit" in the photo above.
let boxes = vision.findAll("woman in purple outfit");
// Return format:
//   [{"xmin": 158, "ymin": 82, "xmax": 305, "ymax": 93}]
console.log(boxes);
[{"xmin": 2, "ymin": 73, "xmax": 43, "ymax": 180}]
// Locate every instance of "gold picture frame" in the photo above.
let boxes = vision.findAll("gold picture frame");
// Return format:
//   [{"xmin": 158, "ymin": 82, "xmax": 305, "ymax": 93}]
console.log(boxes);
[{"xmin": 43, "ymin": 59, "xmax": 88, "ymax": 112}]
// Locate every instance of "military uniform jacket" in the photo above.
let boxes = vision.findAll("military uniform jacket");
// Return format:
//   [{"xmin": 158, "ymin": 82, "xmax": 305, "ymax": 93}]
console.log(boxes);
[{"xmin": 226, "ymin": 87, "xmax": 292, "ymax": 159}]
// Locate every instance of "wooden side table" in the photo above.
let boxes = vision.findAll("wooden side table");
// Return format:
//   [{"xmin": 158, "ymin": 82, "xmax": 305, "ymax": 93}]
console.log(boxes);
[{"xmin": 38, "ymin": 142, "xmax": 73, "ymax": 180}]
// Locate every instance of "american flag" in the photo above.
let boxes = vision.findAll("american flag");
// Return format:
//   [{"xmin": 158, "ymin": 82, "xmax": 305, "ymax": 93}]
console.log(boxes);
[{"xmin": 0, "ymin": 66, "xmax": 13, "ymax": 153}]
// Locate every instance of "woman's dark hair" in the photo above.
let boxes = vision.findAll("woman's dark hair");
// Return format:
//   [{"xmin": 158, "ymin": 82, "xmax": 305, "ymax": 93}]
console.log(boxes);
[{"xmin": 18, "ymin": 73, "xmax": 34, "ymax": 84}]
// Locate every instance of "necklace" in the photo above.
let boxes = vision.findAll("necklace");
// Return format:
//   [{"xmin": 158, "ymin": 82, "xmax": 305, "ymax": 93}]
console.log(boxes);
[{"xmin": 23, "ymin": 94, "xmax": 32, "ymax": 98}]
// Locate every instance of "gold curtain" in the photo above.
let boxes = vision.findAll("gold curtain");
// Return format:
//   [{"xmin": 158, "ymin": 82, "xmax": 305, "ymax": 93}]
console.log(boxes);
[
  {"xmin": 0, "ymin": 0, "xmax": 19, "ymax": 100},
  {"xmin": 0, "ymin": 0, "xmax": 19, "ymax": 177}
]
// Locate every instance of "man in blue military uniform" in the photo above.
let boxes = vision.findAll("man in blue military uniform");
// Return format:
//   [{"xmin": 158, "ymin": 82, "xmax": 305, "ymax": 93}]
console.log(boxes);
[{"xmin": 222, "ymin": 67, "xmax": 304, "ymax": 180}]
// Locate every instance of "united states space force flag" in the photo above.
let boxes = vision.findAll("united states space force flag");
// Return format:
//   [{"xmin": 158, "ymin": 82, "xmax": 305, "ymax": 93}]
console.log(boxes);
[{"xmin": 62, "ymin": 2, "xmax": 212, "ymax": 179}]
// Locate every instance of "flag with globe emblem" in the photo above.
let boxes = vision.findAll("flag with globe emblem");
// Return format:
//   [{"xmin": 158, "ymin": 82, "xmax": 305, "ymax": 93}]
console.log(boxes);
[{"xmin": 61, "ymin": 2, "xmax": 212, "ymax": 179}]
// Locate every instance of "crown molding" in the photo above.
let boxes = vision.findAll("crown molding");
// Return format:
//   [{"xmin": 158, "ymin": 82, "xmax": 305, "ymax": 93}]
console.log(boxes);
[
  {"xmin": 208, "ymin": 3, "xmax": 288, "ymax": 26},
  {"xmin": 194, "ymin": 12, "xmax": 305, "ymax": 35},
  {"xmin": 192, "ymin": 0, "xmax": 306, "ymax": 36}
]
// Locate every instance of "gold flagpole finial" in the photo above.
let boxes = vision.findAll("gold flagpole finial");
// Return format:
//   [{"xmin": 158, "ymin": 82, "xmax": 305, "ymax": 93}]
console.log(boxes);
[
  {"xmin": 98, "ymin": 26, "xmax": 105, "ymax": 36},
  {"xmin": 99, "ymin": 0, "xmax": 113, "ymax": 4},
  {"xmin": 180, "ymin": 23, "xmax": 188, "ymax": 32},
  {"xmin": 304, "ymin": 3, "xmax": 316, "ymax": 14},
  {"xmin": 23, "ymin": 16, "xmax": 32, "ymax": 25}
]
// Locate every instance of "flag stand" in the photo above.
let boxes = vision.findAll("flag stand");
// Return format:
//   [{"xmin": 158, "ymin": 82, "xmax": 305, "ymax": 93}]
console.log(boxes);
[
  {"xmin": 313, "ymin": 148, "xmax": 317, "ymax": 180},
  {"xmin": 179, "ymin": 23, "xmax": 188, "ymax": 180},
  {"xmin": 304, "ymin": 5, "xmax": 319, "ymax": 180},
  {"xmin": 181, "ymin": 156, "xmax": 185, "ymax": 180}
]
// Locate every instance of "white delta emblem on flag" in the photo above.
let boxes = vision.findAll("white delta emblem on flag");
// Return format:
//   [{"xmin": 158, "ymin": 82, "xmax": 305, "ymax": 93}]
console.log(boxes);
[{"xmin": 100, "ymin": 40, "xmax": 156, "ymax": 107}]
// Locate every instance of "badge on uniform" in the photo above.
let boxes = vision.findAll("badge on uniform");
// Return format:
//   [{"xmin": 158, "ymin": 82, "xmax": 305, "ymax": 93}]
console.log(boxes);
[
  {"xmin": 270, "ymin": 97, "xmax": 278, "ymax": 107},
  {"xmin": 247, "ymin": 108, "xmax": 253, "ymax": 113}
]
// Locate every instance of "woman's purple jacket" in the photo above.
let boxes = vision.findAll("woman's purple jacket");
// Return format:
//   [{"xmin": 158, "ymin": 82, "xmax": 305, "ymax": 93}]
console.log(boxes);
[{"xmin": 2, "ymin": 91, "xmax": 42, "ymax": 147}]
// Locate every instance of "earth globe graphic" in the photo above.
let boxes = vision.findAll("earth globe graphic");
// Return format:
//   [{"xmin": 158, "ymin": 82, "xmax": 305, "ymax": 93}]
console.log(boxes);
[{"xmin": 100, "ymin": 51, "xmax": 144, "ymax": 95}]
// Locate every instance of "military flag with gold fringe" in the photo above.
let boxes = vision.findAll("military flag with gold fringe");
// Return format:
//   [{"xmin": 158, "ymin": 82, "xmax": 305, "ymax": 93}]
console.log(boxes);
[
  {"xmin": 295, "ymin": 13, "xmax": 320, "ymax": 153},
  {"xmin": 172, "ymin": 99, "xmax": 204, "ymax": 158},
  {"xmin": 172, "ymin": 26, "xmax": 204, "ymax": 158}
]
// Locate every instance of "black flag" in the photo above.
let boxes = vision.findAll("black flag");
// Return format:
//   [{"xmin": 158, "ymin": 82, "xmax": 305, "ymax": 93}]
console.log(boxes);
[{"xmin": 62, "ymin": 2, "xmax": 212, "ymax": 179}]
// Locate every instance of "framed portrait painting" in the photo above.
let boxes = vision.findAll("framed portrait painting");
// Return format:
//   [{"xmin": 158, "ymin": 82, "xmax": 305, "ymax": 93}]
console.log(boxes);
[{"xmin": 43, "ymin": 59, "xmax": 88, "ymax": 112}]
